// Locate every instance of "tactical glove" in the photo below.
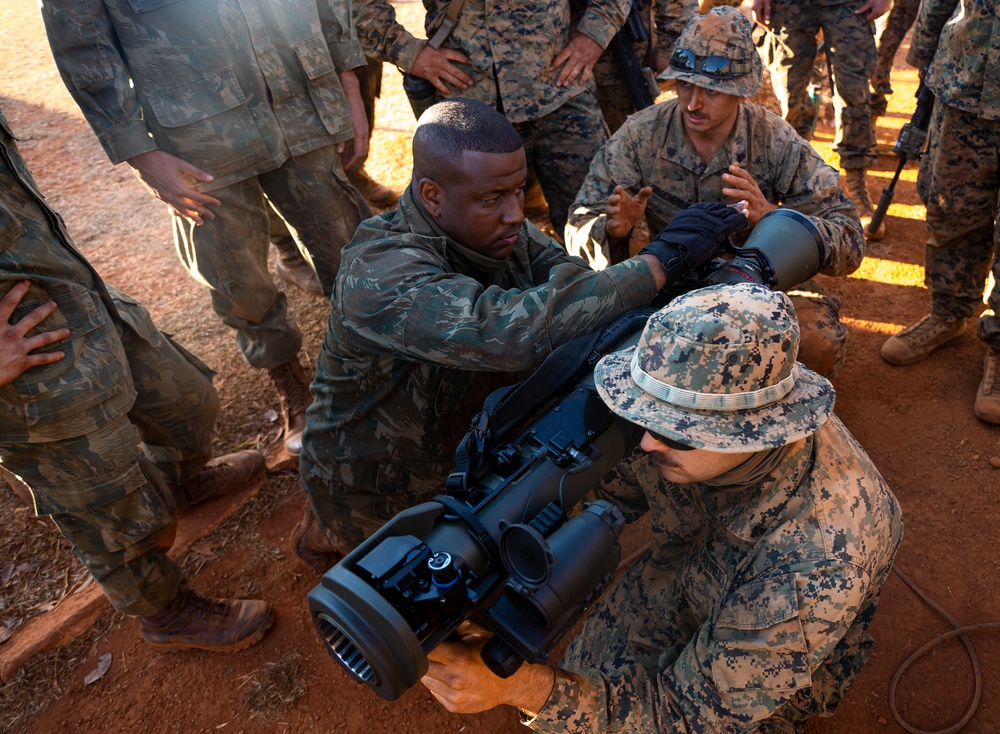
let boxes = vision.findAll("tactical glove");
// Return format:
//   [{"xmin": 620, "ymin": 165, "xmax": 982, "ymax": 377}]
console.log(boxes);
[{"xmin": 640, "ymin": 202, "xmax": 748, "ymax": 283}]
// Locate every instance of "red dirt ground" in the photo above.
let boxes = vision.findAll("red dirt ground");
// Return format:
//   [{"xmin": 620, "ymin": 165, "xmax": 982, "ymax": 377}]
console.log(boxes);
[{"xmin": 1, "ymin": 1, "xmax": 998, "ymax": 732}]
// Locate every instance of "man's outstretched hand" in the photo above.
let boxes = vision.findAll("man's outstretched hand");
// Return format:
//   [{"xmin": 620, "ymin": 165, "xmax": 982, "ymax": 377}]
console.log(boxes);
[
  {"xmin": 0, "ymin": 280, "xmax": 69, "ymax": 387},
  {"xmin": 606, "ymin": 184, "xmax": 653, "ymax": 239},
  {"xmin": 640, "ymin": 201, "xmax": 748, "ymax": 283},
  {"xmin": 127, "ymin": 150, "xmax": 221, "ymax": 226}
]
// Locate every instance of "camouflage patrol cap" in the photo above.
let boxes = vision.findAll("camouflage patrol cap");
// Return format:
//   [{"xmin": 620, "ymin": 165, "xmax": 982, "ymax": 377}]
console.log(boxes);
[
  {"xmin": 595, "ymin": 284, "xmax": 834, "ymax": 452},
  {"xmin": 658, "ymin": 6, "xmax": 763, "ymax": 98}
]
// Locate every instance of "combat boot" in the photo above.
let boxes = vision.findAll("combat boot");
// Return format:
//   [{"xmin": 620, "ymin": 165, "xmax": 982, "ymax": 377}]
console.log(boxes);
[
  {"xmin": 880, "ymin": 314, "xmax": 968, "ymax": 366},
  {"xmin": 291, "ymin": 503, "xmax": 345, "ymax": 573},
  {"xmin": 843, "ymin": 169, "xmax": 885, "ymax": 241},
  {"xmin": 168, "ymin": 450, "xmax": 266, "ymax": 510},
  {"xmin": 268, "ymin": 356, "xmax": 312, "ymax": 456},
  {"xmin": 974, "ymin": 349, "xmax": 1000, "ymax": 424},
  {"xmin": 272, "ymin": 234, "xmax": 323, "ymax": 296},
  {"xmin": 139, "ymin": 586, "xmax": 273, "ymax": 652}
]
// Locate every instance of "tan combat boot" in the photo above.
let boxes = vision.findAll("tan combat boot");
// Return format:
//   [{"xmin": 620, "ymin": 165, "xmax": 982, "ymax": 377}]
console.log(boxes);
[
  {"xmin": 290, "ymin": 503, "xmax": 345, "ymax": 574},
  {"xmin": 843, "ymin": 168, "xmax": 885, "ymax": 241},
  {"xmin": 272, "ymin": 234, "xmax": 323, "ymax": 296},
  {"xmin": 975, "ymin": 349, "xmax": 1000, "ymax": 424},
  {"xmin": 880, "ymin": 314, "xmax": 968, "ymax": 366},
  {"xmin": 268, "ymin": 356, "xmax": 312, "ymax": 456},
  {"xmin": 139, "ymin": 586, "xmax": 274, "ymax": 652},
  {"xmin": 168, "ymin": 450, "xmax": 266, "ymax": 510}
]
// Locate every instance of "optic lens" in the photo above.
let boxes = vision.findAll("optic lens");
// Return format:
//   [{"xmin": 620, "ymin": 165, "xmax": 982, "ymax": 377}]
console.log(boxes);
[{"xmin": 316, "ymin": 613, "xmax": 380, "ymax": 686}]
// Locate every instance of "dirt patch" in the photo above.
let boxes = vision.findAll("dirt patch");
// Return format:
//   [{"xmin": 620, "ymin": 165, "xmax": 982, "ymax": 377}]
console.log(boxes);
[{"xmin": 1, "ymin": 1, "xmax": 998, "ymax": 733}]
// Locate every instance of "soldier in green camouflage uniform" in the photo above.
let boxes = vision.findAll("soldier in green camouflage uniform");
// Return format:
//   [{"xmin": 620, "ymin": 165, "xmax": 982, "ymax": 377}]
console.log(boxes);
[
  {"xmin": 590, "ymin": 0, "xmax": 697, "ymax": 133},
  {"xmin": 0, "ymin": 109, "xmax": 272, "ymax": 650},
  {"xmin": 869, "ymin": 0, "xmax": 920, "ymax": 120},
  {"xmin": 41, "ymin": 0, "xmax": 375, "ymax": 456},
  {"xmin": 421, "ymin": 283, "xmax": 903, "ymax": 733},
  {"xmin": 566, "ymin": 7, "xmax": 862, "ymax": 377},
  {"xmin": 880, "ymin": 0, "xmax": 1000, "ymax": 423},
  {"xmin": 353, "ymin": 0, "xmax": 627, "ymax": 233},
  {"xmin": 754, "ymin": 0, "xmax": 889, "ymax": 236},
  {"xmin": 295, "ymin": 98, "xmax": 716, "ymax": 569}
]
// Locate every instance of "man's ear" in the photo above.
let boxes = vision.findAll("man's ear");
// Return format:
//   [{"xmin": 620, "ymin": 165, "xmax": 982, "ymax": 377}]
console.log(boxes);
[{"xmin": 417, "ymin": 178, "xmax": 444, "ymax": 219}]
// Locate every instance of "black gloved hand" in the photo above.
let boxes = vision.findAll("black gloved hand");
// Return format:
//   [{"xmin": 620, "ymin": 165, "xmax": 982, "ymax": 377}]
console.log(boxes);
[{"xmin": 640, "ymin": 202, "xmax": 748, "ymax": 283}]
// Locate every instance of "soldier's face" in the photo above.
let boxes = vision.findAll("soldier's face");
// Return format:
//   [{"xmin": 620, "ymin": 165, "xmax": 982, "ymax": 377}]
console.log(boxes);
[
  {"xmin": 429, "ymin": 149, "xmax": 528, "ymax": 260},
  {"xmin": 639, "ymin": 430, "xmax": 754, "ymax": 484},
  {"xmin": 676, "ymin": 81, "xmax": 741, "ymax": 140}
]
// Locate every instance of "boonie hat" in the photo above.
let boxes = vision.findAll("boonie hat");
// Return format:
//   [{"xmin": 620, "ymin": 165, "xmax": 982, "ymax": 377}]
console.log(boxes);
[
  {"xmin": 594, "ymin": 284, "xmax": 834, "ymax": 452},
  {"xmin": 658, "ymin": 6, "xmax": 763, "ymax": 98}
]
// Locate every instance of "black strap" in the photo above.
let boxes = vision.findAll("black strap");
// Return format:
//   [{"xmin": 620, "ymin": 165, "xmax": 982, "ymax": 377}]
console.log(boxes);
[{"xmin": 432, "ymin": 493, "xmax": 502, "ymax": 562}]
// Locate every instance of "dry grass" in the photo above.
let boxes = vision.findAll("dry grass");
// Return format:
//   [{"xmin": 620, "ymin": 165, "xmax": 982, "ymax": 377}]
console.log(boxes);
[{"xmin": 238, "ymin": 652, "xmax": 307, "ymax": 721}]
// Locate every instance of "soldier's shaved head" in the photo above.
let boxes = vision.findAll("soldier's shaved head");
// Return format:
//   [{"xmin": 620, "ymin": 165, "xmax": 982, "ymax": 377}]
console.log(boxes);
[{"xmin": 412, "ymin": 98, "xmax": 523, "ymax": 181}]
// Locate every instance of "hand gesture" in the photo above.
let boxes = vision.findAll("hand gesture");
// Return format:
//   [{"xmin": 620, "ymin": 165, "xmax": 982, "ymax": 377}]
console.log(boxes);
[
  {"xmin": 721, "ymin": 163, "xmax": 777, "ymax": 225},
  {"xmin": 551, "ymin": 31, "xmax": 603, "ymax": 87},
  {"xmin": 411, "ymin": 44, "xmax": 474, "ymax": 95},
  {"xmin": 0, "ymin": 281, "xmax": 69, "ymax": 387},
  {"xmin": 126, "ymin": 150, "xmax": 221, "ymax": 226},
  {"xmin": 606, "ymin": 184, "xmax": 652, "ymax": 239}
]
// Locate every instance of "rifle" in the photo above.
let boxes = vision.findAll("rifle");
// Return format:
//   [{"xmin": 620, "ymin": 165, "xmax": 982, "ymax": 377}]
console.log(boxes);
[
  {"xmin": 867, "ymin": 78, "xmax": 936, "ymax": 237},
  {"xmin": 608, "ymin": 0, "xmax": 658, "ymax": 112}
]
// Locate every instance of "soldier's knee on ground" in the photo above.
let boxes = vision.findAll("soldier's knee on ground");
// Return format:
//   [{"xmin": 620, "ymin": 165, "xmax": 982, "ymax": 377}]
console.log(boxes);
[{"xmin": 789, "ymin": 290, "xmax": 848, "ymax": 377}]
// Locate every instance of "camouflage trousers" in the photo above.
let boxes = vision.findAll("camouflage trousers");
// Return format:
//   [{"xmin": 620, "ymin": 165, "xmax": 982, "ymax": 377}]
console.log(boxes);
[
  {"xmin": 762, "ymin": 0, "xmax": 877, "ymax": 171},
  {"xmin": 870, "ymin": 0, "xmax": 920, "ymax": 118},
  {"xmin": 0, "ymin": 292, "xmax": 219, "ymax": 616},
  {"xmin": 173, "ymin": 145, "xmax": 370, "ymax": 369},
  {"xmin": 918, "ymin": 103, "xmax": 1000, "ymax": 349},
  {"xmin": 561, "ymin": 545, "xmax": 875, "ymax": 733},
  {"xmin": 512, "ymin": 90, "xmax": 609, "ymax": 235}
]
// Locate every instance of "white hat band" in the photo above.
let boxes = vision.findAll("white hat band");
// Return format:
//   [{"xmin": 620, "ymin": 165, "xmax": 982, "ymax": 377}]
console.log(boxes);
[{"xmin": 630, "ymin": 351, "xmax": 797, "ymax": 411}]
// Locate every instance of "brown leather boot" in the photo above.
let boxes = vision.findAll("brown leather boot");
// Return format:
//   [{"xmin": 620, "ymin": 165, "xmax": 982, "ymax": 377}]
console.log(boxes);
[
  {"xmin": 271, "ymin": 235, "xmax": 323, "ymax": 296},
  {"xmin": 880, "ymin": 313, "xmax": 968, "ymax": 366},
  {"xmin": 139, "ymin": 586, "xmax": 274, "ymax": 652},
  {"xmin": 291, "ymin": 503, "xmax": 345, "ymax": 573},
  {"xmin": 842, "ymin": 168, "xmax": 885, "ymax": 240},
  {"xmin": 268, "ymin": 357, "xmax": 312, "ymax": 456},
  {"xmin": 975, "ymin": 349, "xmax": 1000, "ymax": 424},
  {"xmin": 168, "ymin": 450, "xmax": 267, "ymax": 510}
]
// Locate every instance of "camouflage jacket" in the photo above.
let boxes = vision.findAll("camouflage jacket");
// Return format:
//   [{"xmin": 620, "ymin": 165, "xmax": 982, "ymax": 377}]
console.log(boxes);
[
  {"xmin": 907, "ymin": 0, "xmax": 1000, "ymax": 120},
  {"xmin": 40, "ymin": 0, "xmax": 365, "ymax": 189},
  {"xmin": 528, "ymin": 415, "xmax": 903, "ymax": 732},
  {"xmin": 0, "ymin": 108, "xmax": 137, "ymax": 444},
  {"xmin": 303, "ymin": 187, "xmax": 659, "ymax": 494},
  {"xmin": 354, "ymin": 0, "xmax": 629, "ymax": 123},
  {"xmin": 566, "ymin": 99, "xmax": 864, "ymax": 273}
]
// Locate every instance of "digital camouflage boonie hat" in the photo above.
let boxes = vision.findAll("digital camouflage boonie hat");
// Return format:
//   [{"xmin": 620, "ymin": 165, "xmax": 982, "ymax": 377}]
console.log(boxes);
[
  {"xmin": 595, "ymin": 283, "xmax": 834, "ymax": 452},
  {"xmin": 658, "ymin": 6, "xmax": 763, "ymax": 98}
]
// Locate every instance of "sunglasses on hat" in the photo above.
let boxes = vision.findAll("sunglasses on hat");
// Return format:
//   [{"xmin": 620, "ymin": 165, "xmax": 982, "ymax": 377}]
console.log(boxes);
[
  {"xmin": 670, "ymin": 48, "xmax": 752, "ymax": 80},
  {"xmin": 646, "ymin": 430, "xmax": 696, "ymax": 451}
]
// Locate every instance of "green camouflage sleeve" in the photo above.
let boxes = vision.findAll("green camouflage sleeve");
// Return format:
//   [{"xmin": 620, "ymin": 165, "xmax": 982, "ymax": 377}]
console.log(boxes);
[
  {"xmin": 905, "ymin": 0, "xmax": 960, "ymax": 69},
  {"xmin": 40, "ymin": 0, "xmax": 158, "ymax": 164},
  {"xmin": 652, "ymin": 0, "xmax": 697, "ymax": 59},
  {"xmin": 318, "ymin": 0, "xmax": 366, "ymax": 71},
  {"xmin": 522, "ymin": 221, "xmax": 592, "ymax": 282},
  {"xmin": 339, "ymin": 240, "xmax": 658, "ymax": 372},
  {"xmin": 353, "ymin": 0, "xmax": 425, "ymax": 69},
  {"xmin": 528, "ymin": 564, "xmax": 871, "ymax": 733},
  {"xmin": 576, "ymin": 0, "xmax": 631, "ymax": 49}
]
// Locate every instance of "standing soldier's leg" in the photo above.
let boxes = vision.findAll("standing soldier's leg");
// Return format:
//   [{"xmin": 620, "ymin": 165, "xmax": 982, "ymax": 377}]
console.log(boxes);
[
  {"xmin": 347, "ymin": 57, "xmax": 399, "ymax": 208},
  {"xmin": 764, "ymin": 0, "xmax": 821, "ymax": 138},
  {"xmin": 517, "ymin": 90, "xmax": 609, "ymax": 237},
  {"xmin": 870, "ymin": 0, "xmax": 921, "ymax": 121}
]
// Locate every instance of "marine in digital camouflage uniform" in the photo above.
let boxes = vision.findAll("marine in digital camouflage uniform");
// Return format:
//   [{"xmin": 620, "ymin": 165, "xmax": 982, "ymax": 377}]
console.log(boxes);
[
  {"xmin": 40, "ymin": 0, "xmax": 374, "ymax": 456},
  {"xmin": 294, "ymin": 98, "xmax": 679, "ymax": 568},
  {"xmin": 756, "ymin": 0, "xmax": 886, "ymax": 233},
  {"xmin": 0, "ymin": 109, "xmax": 272, "ymax": 650},
  {"xmin": 880, "ymin": 0, "xmax": 1000, "ymax": 423},
  {"xmin": 420, "ymin": 284, "xmax": 903, "ymax": 733},
  {"xmin": 589, "ymin": 0, "xmax": 697, "ymax": 133},
  {"xmin": 353, "ymin": 0, "xmax": 627, "ymax": 233},
  {"xmin": 566, "ymin": 7, "xmax": 862, "ymax": 377},
  {"xmin": 869, "ymin": 0, "xmax": 920, "ymax": 120}
]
